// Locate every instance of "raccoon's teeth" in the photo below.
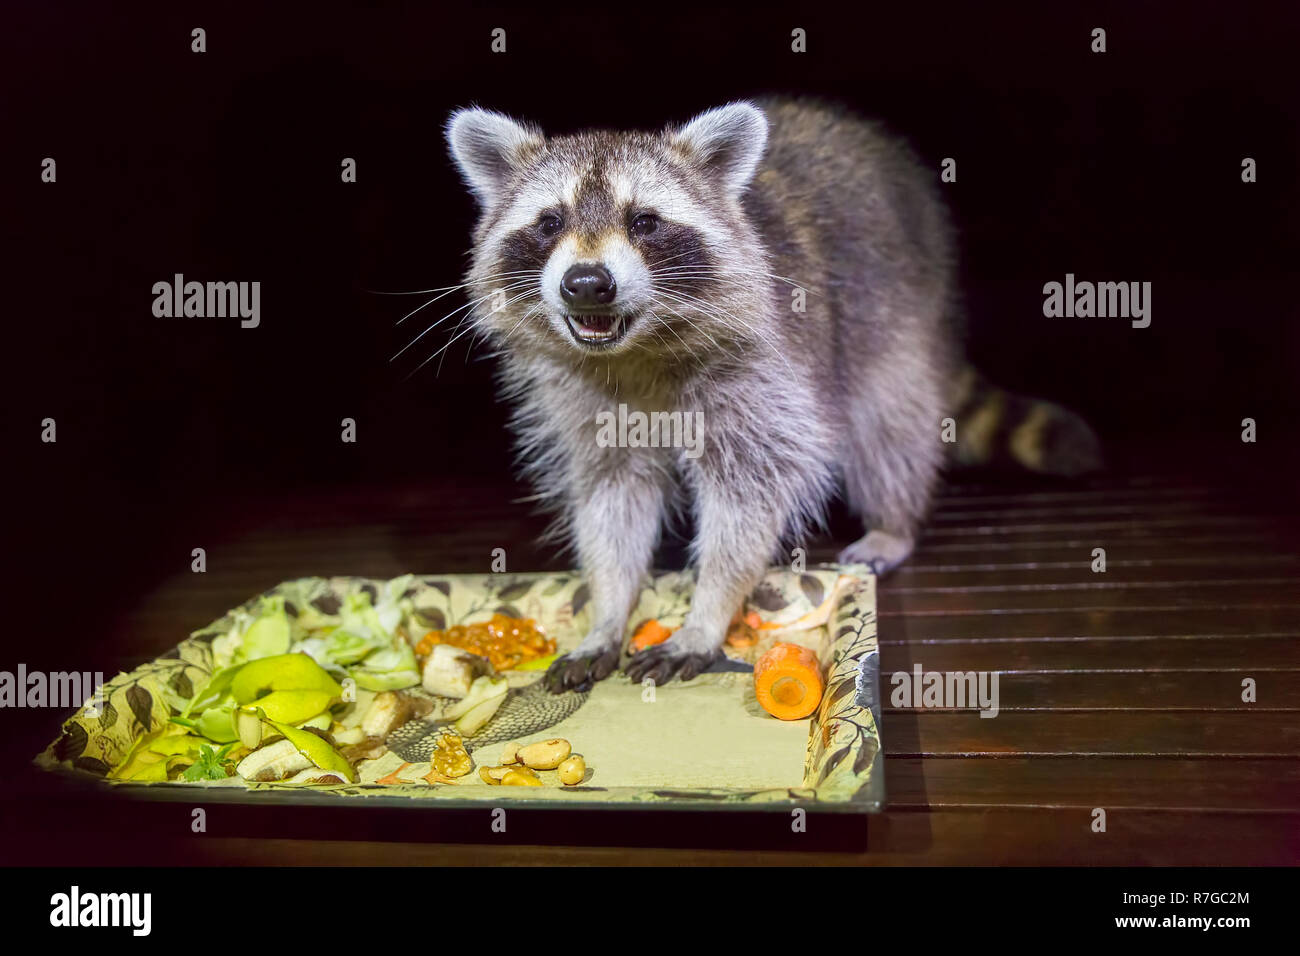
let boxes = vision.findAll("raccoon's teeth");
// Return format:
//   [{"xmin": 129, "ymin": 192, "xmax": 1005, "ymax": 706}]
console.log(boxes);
[{"xmin": 568, "ymin": 314, "xmax": 619, "ymax": 339}]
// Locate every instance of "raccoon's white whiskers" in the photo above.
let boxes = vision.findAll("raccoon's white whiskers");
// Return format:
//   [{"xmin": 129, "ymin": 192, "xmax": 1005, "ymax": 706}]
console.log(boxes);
[
  {"xmin": 634, "ymin": 328, "xmax": 667, "ymax": 360},
  {"xmin": 395, "ymin": 287, "xmax": 463, "ymax": 326},
  {"xmin": 655, "ymin": 280, "xmax": 786, "ymax": 349},
  {"xmin": 437, "ymin": 288, "xmax": 542, "ymax": 377},
  {"xmin": 653, "ymin": 285, "xmax": 797, "ymax": 380},
  {"xmin": 390, "ymin": 271, "xmax": 543, "ymax": 325},
  {"xmin": 370, "ymin": 270, "xmax": 542, "ymax": 297},
  {"xmin": 435, "ymin": 311, "xmax": 476, "ymax": 377},
  {"xmin": 644, "ymin": 248, "xmax": 715, "ymax": 270},
  {"xmin": 650, "ymin": 271, "xmax": 756, "ymax": 291},
  {"xmin": 646, "ymin": 292, "xmax": 747, "ymax": 371},
  {"xmin": 637, "ymin": 312, "xmax": 672, "ymax": 350},
  {"xmin": 498, "ymin": 299, "xmax": 548, "ymax": 349},
  {"xmin": 463, "ymin": 323, "xmax": 499, "ymax": 365},
  {"xmin": 394, "ymin": 282, "xmax": 515, "ymax": 341},
  {"xmin": 652, "ymin": 286, "xmax": 769, "ymax": 354},
  {"xmin": 419, "ymin": 287, "xmax": 542, "ymax": 380},
  {"xmin": 391, "ymin": 279, "xmax": 536, "ymax": 361},
  {"xmin": 440, "ymin": 318, "xmax": 484, "ymax": 376},
  {"xmin": 758, "ymin": 271, "xmax": 813, "ymax": 292},
  {"xmin": 644, "ymin": 308, "xmax": 718, "ymax": 388},
  {"xmin": 651, "ymin": 266, "xmax": 817, "ymax": 295}
]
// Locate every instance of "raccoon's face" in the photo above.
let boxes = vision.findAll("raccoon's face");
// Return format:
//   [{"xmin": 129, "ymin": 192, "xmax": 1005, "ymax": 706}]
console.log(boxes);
[{"xmin": 447, "ymin": 103, "xmax": 769, "ymax": 358}]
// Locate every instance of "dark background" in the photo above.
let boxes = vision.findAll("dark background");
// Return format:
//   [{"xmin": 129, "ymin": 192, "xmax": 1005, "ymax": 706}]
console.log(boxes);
[{"xmin": 2, "ymin": 1, "xmax": 1298, "ymax": 817}]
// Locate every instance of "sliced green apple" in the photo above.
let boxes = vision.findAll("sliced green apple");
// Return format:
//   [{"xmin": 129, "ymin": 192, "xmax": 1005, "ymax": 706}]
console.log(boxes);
[
  {"xmin": 230, "ymin": 653, "xmax": 342, "ymax": 704},
  {"xmin": 297, "ymin": 712, "xmax": 333, "ymax": 731},
  {"xmin": 194, "ymin": 704, "xmax": 240, "ymax": 743},
  {"xmin": 246, "ymin": 688, "xmax": 335, "ymax": 724}
]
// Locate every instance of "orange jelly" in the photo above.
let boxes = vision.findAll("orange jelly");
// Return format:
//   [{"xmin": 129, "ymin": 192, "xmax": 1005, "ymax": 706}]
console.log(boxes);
[{"xmin": 414, "ymin": 613, "xmax": 555, "ymax": 671}]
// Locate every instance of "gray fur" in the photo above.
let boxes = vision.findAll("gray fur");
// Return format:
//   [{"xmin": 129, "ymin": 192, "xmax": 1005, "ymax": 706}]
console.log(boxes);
[{"xmin": 447, "ymin": 98, "xmax": 960, "ymax": 687}]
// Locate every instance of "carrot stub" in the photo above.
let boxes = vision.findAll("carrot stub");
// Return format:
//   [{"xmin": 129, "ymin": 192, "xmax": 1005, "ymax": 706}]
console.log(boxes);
[
  {"xmin": 631, "ymin": 619, "xmax": 676, "ymax": 652},
  {"xmin": 753, "ymin": 642, "xmax": 825, "ymax": 720},
  {"xmin": 724, "ymin": 609, "xmax": 759, "ymax": 647}
]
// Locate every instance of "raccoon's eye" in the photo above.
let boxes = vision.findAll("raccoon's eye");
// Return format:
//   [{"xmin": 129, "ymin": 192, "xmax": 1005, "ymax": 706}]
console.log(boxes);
[
  {"xmin": 630, "ymin": 213, "xmax": 659, "ymax": 237},
  {"xmin": 537, "ymin": 213, "xmax": 564, "ymax": 237}
]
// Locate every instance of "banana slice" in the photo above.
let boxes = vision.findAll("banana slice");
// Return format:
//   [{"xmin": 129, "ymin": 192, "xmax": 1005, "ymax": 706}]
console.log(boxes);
[{"xmin": 235, "ymin": 738, "xmax": 313, "ymax": 782}]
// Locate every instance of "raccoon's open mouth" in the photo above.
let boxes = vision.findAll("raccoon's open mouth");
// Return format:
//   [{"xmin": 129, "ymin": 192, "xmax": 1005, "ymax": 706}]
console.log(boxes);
[{"xmin": 563, "ymin": 313, "xmax": 633, "ymax": 348}]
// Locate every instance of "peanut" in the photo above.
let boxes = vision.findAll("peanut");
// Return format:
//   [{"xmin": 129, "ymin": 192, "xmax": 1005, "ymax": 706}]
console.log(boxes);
[
  {"xmin": 558, "ymin": 755, "xmax": 586, "ymax": 786},
  {"xmin": 517, "ymin": 738, "xmax": 571, "ymax": 770}
]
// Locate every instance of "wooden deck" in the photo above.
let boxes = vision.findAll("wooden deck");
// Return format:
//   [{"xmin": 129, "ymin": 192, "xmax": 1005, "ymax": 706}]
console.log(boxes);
[
  {"xmin": 21, "ymin": 470, "xmax": 1300, "ymax": 865},
  {"xmin": 855, "ymin": 476, "xmax": 1300, "ymax": 865}
]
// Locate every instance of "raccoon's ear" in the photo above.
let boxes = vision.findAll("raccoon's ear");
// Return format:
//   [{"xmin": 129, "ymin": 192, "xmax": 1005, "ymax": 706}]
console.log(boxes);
[
  {"xmin": 669, "ymin": 102, "xmax": 769, "ymax": 198},
  {"xmin": 446, "ymin": 108, "xmax": 543, "ymax": 207}
]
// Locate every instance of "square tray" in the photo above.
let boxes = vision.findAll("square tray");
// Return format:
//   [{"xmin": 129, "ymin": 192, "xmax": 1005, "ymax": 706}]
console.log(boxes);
[{"xmin": 37, "ymin": 564, "xmax": 883, "ymax": 813}]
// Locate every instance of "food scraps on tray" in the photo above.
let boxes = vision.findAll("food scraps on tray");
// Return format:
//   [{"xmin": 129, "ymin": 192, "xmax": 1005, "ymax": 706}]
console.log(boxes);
[{"xmin": 104, "ymin": 572, "xmax": 831, "ymax": 788}]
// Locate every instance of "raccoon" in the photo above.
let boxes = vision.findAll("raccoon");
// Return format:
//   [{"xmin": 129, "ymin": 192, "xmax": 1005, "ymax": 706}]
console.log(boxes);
[{"xmin": 445, "ymin": 97, "xmax": 1100, "ymax": 691}]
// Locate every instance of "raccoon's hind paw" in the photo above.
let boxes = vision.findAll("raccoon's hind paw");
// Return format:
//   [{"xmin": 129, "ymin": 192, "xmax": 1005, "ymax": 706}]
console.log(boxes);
[
  {"xmin": 838, "ymin": 529, "xmax": 914, "ymax": 576},
  {"xmin": 543, "ymin": 646, "xmax": 621, "ymax": 693},
  {"xmin": 623, "ymin": 629, "xmax": 722, "ymax": 685}
]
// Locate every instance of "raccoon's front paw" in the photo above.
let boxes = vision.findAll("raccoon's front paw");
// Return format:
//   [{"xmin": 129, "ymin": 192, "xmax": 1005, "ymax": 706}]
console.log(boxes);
[
  {"xmin": 623, "ymin": 627, "xmax": 722, "ymax": 685},
  {"xmin": 543, "ymin": 643, "xmax": 621, "ymax": 693}
]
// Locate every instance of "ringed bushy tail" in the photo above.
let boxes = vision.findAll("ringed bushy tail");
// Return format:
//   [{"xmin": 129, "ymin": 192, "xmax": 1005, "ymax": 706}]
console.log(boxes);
[{"xmin": 948, "ymin": 366, "xmax": 1103, "ymax": 477}]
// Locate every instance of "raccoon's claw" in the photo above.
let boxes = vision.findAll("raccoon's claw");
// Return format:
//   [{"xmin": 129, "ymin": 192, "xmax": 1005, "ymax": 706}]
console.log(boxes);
[
  {"xmin": 623, "ymin": 643, "xmax": 721, "ymax": 685},
  {"xmin": 543, "ymin": 647, "xmax": 621, "ymax": 693}
]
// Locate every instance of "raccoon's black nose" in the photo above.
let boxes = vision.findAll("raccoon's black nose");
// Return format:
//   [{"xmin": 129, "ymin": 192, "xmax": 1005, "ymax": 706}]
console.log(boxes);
[{"xmin": 560, "ymin": 264, "xmax": 617, "ymax": 307}]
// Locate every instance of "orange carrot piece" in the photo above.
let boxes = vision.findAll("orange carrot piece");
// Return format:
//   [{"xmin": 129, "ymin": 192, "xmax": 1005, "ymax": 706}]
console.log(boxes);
[
  {"xmin": 631, "ymin": 619, "xmax": 676, "ymax": 652},
  {"xmin": 753, "ymin": 642, "xmax": 824, "ymax": 720},
  {"xmin": 726, "ymin": 619, "xmax": 757, "ymax": 647}
]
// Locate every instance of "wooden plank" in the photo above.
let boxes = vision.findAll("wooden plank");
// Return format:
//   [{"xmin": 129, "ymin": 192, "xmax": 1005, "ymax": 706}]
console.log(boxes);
[
  {"xmin": 878, "ymin": 635, "xmax": 1300, "ymax": 670},
  {"xmin": 877, "ymin": 668, "xmax": 1300, "ymax": 709},
  {"xmin": 882, "ymin": 711, "xmax": 1300, "ymax": 757},
  {"xmin": 910, "ymin": 533, "xmax": 1287, "ymax": 554},
  {"xmin": 891, "ymin": 556, "xmax": 1299, "ymax": 587},
  {"xmin": 877, "ymin": 606, "xmax": 1300, "ymax": 640},
  {"xmin": 935, "ymin": 474, "xmax": 1197, "ymax": 497},
  {"xmin": 878, "ymin": 580, "xmax": 1300, "ymax": 614},
  {"xmin": 930, "ymin": 500, "xmax": 1260, "ymax": 524},
  {"xmin": 921, "ymin": 515, "xmax": 1283, "ymax": 540},
  {"xmin": 884, "ymin": 756, "xmax": 1300, "ymax": 810},
  {"xmin": 931, "ymin": 487, "xmax": 1218, "ymax": 508},
  {"xmin": 809, "ymin": 536, "xmax": 1288, "ymax": 568},
  {"xmin": 884, "ymin": 576, "xmax": 1300, "ymax": 594}
]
